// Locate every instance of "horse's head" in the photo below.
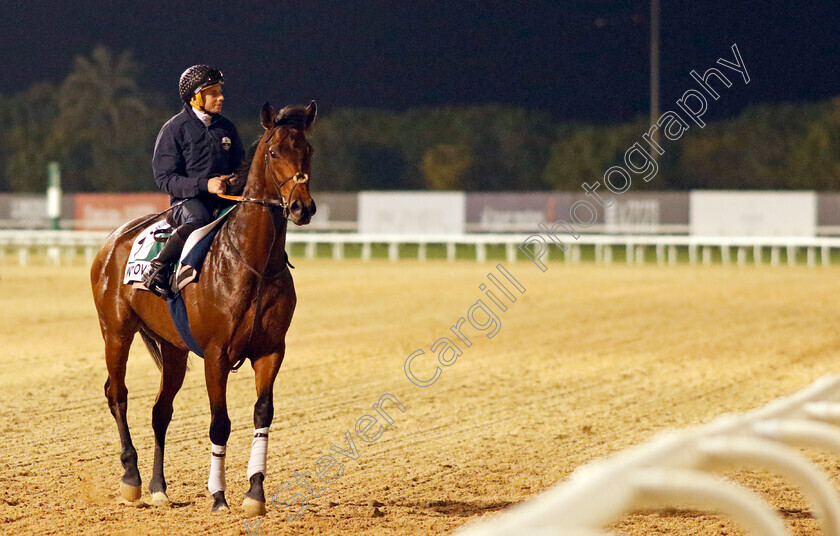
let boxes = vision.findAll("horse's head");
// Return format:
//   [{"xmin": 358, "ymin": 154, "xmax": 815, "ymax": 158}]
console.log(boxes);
[{"xmin": 255, "ymin": 100, "xmax": 318, "ymax": 225}]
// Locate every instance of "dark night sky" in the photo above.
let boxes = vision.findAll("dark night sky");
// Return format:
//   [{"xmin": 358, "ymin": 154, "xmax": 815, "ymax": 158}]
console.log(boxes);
[{"xmin": 1, "ymin": 1, "xmax": 837, "ymax": 123}]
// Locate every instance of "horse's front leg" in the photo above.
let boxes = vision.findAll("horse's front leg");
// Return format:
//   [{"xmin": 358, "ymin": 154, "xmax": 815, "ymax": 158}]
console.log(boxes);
[
  {"xmin": 204, "ymin": 350, "xmax": 232, "ymax": 512},
  {"xmin": 243, "ymin": 348, "xmax": 285, "ymax": 517}
]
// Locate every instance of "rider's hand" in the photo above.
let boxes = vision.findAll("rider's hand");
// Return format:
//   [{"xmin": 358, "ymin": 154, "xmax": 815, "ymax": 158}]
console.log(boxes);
[{"xmin": 208, "ymin": 176, "xmax": 227, "ymax": 195}]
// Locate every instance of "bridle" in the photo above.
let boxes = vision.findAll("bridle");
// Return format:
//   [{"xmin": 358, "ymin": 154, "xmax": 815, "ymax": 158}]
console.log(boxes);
[{"xmin": 217, "ymin": 128, "xmax": 309, "ymax": 371}]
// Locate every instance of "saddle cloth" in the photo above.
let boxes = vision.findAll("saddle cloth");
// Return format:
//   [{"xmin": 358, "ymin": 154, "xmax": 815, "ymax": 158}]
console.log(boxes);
[{"xmin": 123, "ymin": 219, "xmax": 171, "ymax": 285}]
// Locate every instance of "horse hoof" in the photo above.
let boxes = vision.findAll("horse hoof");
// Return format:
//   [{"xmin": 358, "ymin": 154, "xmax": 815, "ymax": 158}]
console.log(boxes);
[
  {"xmin": 120, "ymin": 482, "xmax": 142, "ymax": 502},
  {"xmin": 211, "ymin": 491, "xmax": 229, "ymax": 512},
  {"xmin": 150, "ymin": 491, "xmax": 170, "ymax": 506},
  {"xmin": 242, "ymin": 496, "xmax": 267, "ymax": 517}
]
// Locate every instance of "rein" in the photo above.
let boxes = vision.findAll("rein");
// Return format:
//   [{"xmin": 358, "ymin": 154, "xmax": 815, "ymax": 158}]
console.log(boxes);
[{"xmin": 219, "ymin": 133, "xmax": 305, "ymax": 372}]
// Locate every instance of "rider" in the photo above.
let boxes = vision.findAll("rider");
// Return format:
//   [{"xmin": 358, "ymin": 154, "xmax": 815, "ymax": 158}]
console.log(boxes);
[{"xmin": 141, "ymin": 64, "xmax": 245, "ymax": 298}]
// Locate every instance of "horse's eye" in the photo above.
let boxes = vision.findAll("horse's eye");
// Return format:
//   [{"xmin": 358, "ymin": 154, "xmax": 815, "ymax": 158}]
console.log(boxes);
[{"xmin": 269, "ymin": 150, "xmax": 276, "ymax": 158}]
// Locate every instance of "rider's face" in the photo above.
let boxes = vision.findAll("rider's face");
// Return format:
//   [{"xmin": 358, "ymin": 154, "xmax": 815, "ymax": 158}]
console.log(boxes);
[{"xmin": 202, "ymin": 84, "xmax": 224, "ymax": 113}]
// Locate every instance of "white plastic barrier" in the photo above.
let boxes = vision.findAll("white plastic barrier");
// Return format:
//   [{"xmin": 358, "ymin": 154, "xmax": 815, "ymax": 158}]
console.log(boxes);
[
  {"xmin": 4, "ymin": 230, "xmax": 840, "ymax": 266},
  {"xmin": 455, "ymin": 374, "xmax": 840, "ymax": 536},
  {"xmin": 284, "ymin": 233, "xmax": 840, "ymax": 266},
  {"xmin": 0, "ymin": 230, "xmax": 108, "ymax": 266}
]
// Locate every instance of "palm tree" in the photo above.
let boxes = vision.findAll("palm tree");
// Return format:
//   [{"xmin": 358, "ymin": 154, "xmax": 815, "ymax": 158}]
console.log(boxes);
[
  {"xmin": 58, "ymin": 45, "xmax": 148, "ymax": 141},
  {"xmin": 1, "ymin": 83, "xmax": 58, "ymax": 192},
  {"xmin": 52, "ymin": 46, "xmax": 152, "ymax": 191}
]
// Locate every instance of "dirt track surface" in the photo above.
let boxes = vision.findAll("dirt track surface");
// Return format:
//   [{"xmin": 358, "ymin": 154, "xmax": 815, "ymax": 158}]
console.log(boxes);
[{"xmin": 1, "ymin": 259, "xmax": 839, "ymax": 535}]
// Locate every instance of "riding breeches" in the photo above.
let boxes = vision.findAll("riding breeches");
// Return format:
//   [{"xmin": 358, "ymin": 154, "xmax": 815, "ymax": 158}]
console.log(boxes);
[{"xmin": 170, "ymin": 197, "xmax": 232, "ymax": 240}]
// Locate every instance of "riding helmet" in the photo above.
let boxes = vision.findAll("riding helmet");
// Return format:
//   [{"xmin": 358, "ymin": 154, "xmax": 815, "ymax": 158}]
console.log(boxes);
[{"xmin": 178, "ymin": 65, "xmax": 224, "ymax": 103}]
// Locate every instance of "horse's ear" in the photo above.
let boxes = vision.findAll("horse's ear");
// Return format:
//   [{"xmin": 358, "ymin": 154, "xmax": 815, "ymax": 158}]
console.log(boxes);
[
  {"xmin": 260, "ymin": 102, "xmax": 276, "ymax": 130},
  {"xmin": 305, "ymin": 100, "xmax": 317, "ymax": 130}
]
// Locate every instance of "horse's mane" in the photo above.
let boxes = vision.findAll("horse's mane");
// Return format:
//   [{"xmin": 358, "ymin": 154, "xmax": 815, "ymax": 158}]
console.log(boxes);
[{"xmin": 229, "ymin": 139, "xmax": 260, "ymax": 195}]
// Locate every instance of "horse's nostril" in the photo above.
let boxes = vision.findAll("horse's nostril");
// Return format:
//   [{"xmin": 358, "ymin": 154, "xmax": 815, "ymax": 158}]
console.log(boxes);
[{"xmin": 290, "ymin": 200, "xmax": 302, "ymax": 214}]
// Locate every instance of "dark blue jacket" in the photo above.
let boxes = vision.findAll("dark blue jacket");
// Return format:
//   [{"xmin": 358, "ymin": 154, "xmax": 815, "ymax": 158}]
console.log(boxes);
[{"xmin": 152, "ymin": 105, "xmax": 245, "ymax": 204}]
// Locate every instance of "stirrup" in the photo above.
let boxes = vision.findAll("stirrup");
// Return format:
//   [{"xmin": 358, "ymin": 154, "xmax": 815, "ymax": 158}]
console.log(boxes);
[{"xmin": 140, "ymin": 264, "xmax": 174, "ymax": 299}]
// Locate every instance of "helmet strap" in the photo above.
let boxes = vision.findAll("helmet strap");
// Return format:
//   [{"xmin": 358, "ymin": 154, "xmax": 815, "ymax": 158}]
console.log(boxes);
[{"xmin": 190, "ymin": 90, "xmax": 206, "ymax": 112}]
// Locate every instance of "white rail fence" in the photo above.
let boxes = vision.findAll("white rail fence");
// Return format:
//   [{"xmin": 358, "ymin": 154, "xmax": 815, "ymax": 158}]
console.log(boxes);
[
  {"xmin": 2, "ymin": 230, "xmax": 840, "ymax": 266},
  {"xmin": 456, "ymin": 374, "xmax": 840, "ymax": 536}
]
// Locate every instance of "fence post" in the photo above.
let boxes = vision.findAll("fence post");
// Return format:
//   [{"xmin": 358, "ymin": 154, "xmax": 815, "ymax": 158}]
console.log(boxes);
[
  {"xmin": 47, "ymin": 162, "xmax": 61, "ymax": 230},
  {"xmin": 506, "ymin": 242, "xmax": 516, "ymax": 263}
]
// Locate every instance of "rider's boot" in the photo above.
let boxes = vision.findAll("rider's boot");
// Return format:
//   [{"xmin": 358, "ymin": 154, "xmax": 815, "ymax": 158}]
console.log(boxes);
[{"xmin": 140, "ymin": 231, "xmax": 187, "ymax": 299}]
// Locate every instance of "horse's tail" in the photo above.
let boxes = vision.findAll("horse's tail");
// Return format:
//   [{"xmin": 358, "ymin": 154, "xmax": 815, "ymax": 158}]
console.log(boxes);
[{"xmin": 139, "ymin": 329, "xmax": 165, "ymax": 371}]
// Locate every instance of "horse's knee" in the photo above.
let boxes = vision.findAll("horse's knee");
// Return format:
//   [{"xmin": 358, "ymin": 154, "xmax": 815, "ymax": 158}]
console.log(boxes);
[
  {"xmin": 254, "ymin": 392, "xmax": 274, "ymax": 428},
  {"xmin": 209, "ymin": 412, "xmax": 231, "ymax": 445}
]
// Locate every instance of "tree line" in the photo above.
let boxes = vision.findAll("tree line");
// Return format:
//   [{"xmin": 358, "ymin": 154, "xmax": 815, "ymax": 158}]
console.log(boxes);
[{"xmin": 1, "ymin": 47, "xmax": 838, "ymax": 193}]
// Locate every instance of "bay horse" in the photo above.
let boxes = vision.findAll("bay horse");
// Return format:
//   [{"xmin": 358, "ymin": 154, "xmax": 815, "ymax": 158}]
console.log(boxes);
[{"xmin": 90, "ymin": 101, "xmax": 317, "ymax": 516}]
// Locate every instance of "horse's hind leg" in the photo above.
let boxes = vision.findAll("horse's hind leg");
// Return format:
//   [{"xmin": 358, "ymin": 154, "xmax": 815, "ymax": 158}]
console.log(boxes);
[
  {"xmin": 103, "ymin": 331, "xmax": 141, "ymax": 501},
  {"xmin": 148, "ymin": 339, "xmax": 189, "ymax": 506},
  {"xmin": 243, "ymin": 349, "xmax": 285, "ymax": 517}
]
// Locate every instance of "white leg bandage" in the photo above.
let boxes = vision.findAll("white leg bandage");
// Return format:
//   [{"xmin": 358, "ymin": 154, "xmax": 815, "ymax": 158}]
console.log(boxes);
[
  {"xmin": 208, "ymin": 443, "xmax": 226, "ymax": 494},
  {"xmin": 247, "ymin": 427, "xmax": 269, "ymax": 479}
]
